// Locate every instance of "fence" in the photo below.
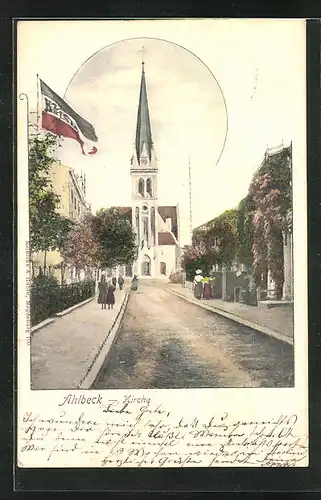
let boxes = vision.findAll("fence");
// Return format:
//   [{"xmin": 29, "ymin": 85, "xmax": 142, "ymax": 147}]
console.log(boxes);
[
  {"xmin": 30, "ymin": 279, "xmax": 96, "ymax": 327},
  {"xmin": 185, "ymin": 270, "xmax": 257, "ymax": 306}
]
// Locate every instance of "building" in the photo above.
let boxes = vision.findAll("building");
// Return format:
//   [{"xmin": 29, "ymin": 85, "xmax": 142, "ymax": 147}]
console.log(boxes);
[
  {"xmin": 112, "ymin": 60, "xmax": 181, "ymax": 279},
  {"xmin": 49, "ymin": 162, "xmax": 89, "ymax": 222},
  {"xmin": 189, "ymin": 143, "xmax": 293, "ymax": 303},
  {"xmin": 31, "ymin": 162, "xmax": 89, "ymax": 279}
]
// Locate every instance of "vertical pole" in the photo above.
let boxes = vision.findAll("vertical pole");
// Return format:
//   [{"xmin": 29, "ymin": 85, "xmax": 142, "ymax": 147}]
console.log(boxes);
[
  {"xmin": 36, "ymin": 74, "xmax": 40, "ymax": 137},
  {"xmin": 188, "ymin": 155, "xmax": 193, "ymax": 243}
]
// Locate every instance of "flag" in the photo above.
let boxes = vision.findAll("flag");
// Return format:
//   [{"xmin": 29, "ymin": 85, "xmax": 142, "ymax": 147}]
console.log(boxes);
[{"xmin": 40, "ymin": 79, "xmax": 98, "ymax": 155}]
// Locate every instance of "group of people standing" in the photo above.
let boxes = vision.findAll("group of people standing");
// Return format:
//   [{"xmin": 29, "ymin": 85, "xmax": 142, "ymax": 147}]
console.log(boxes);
[
  {"xmin": 193, "ymin": 269, "xmax": 213, "ymax": 300},
  {"xmin": 97, "ymin": 274, "xmax": 139, "ymax": 309},
  {"xmin": 97, "ymin": 275, "xmax": 125, "ymax": 310}
]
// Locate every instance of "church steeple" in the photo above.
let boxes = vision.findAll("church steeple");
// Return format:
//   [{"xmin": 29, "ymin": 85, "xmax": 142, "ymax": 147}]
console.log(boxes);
[{"xmin": 135, "ymin": 60, "xmax": 153, "ymax": 162}]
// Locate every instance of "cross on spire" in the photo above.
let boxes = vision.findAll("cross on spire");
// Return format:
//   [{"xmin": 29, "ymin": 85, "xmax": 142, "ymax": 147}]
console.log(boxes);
[{"xmin": 140, "ymin": 45, "xmax": 147, "ymax": 69}]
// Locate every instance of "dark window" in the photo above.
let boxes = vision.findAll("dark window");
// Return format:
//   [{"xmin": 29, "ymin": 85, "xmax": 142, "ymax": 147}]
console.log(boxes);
[
  {"xmin": 138, "ymin": 178, "xmax": 145, "ymax": 197},
  {"xmin": 160, "ymin": 262, "xmax": 166, "ymax": 275},
  {"xmin": 146, "ymin": 178, "xmax": 152, "ymax": 197}
]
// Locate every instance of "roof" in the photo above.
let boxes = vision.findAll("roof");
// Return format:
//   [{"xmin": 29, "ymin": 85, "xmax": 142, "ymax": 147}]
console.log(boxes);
[
  {"xmin": 254, "ymin": 142, "xmax": 292, "ymax": 177},
  {"xmin": 135, "ymin": 62, "xmax": 153, "ymax": 162},
  {"xmin": 114, "ymin": 207, "xmax": 132, "ymax": 217},
  {"xmin": 158, "ymin": 232, "xmax": 176, "ymax": 245},
  {"xmin": 158, "ymin": 206, "xmax": 178, "ymax": 239},
  {"xmin": 158, "ymin": 206, "xmax": 177, "ymax": 220}
]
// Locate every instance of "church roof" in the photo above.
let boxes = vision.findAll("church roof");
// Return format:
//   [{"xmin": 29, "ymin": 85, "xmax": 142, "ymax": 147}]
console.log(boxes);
[
  {"xmin": 158, "ymin": 232, "xmax": 176, "ymax": 245},
  {"xmin": 158, "ymin": 206, "xmax": 178, "ymax": 239},
  {"xmin": 135, "ymin": 62, "xmax": 153, "ymax": 162}
]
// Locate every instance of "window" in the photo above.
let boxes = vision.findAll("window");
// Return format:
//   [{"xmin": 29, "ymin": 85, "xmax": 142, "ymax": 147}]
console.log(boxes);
[
  {"xmin": 146, "ymin": 178, "xmax": 152, "ymax": 197},
  {"xmin": 160, "ymin": 262, "xmax": 166, "ymax": 275},
  {"xmin": 138, "ymin": 178, "xmax": 145, "ymax": 197},
  {"xmin": 165, "ymin": 218, "xmax": 172, "ymax": 232}
]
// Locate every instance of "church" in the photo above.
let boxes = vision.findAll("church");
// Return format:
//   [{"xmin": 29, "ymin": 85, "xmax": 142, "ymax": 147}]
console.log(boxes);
[{"xmin": 114, "ymin": 59, "xmax": 181, "ymax": 279}]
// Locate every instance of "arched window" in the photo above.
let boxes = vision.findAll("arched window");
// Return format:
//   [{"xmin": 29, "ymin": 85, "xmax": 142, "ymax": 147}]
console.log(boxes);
[
  {"xmin": 146, "ymin": 178, "xmax": 152, "ymax": 197},
  {"xmin": 142, "ymin": 255, "xmax": 151, "ymax": 276},
  {"xmin": 138, "ymin": 178, "xmax": 145, "ymax": 197},
  {"xmin": 151, "ymin": 206, "xmax": 155, "ymax": 245}
]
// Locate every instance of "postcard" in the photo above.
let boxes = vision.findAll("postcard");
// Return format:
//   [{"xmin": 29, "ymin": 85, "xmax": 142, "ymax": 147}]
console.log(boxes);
[{"xmin": 17, "ymin": 19, "xmax": 308, "ymax": 468}]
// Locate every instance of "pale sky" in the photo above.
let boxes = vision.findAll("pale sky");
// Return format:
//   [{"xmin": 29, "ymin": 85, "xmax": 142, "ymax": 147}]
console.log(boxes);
[{"xmin": 18, "ymin": 19, "xmax": 306, "ymax": 246}]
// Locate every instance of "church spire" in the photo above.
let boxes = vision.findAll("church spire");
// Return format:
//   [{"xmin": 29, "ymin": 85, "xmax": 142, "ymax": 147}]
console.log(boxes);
[{"xmin": 135, "ymin": 56, "xmax": 153, "ymax": 162}]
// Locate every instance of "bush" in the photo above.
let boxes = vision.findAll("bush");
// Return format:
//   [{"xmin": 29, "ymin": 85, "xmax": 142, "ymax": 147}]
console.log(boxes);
[
  {"xmin": 30, "ymin": 275, "xmax": 95, "ymax": 326},
  {"xmin": 169, "ymin": 270, "xmax": 184, "ymax": 283}
]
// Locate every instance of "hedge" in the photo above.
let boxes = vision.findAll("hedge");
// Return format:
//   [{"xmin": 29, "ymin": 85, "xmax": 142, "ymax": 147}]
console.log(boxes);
[{"xmin": 30, "ymin": 275, "xmax": 95, "ymax": 326}]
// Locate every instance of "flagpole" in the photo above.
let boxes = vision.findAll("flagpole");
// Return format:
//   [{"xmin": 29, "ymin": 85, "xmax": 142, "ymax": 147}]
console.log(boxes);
[
  {"xmin": 19, "ymin": 93, "xmax": 30, "ymax": 153},
  {"xmin": 188, "ymin": 154, "xmax": 193, "ymax": 243},
  {"xmin": 36, "ymin": 73, "xmax": 40, "ymax": 137}
]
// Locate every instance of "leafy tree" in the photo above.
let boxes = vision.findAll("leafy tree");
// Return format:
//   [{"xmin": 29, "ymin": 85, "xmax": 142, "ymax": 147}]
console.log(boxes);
[
  {"xmin": 180, "ymin": 244, "xmax": 212, "ymax": 281},
  {"xmin": 92, "ymin": 207, "xmax": 137, "ymax": 269},
  {"xmin": 236, "ymin": 195, "xmax": 254, "ymax": 269},
  {"xmin": 61, "ymin": 214, "xmax": 100, "ymax": 281},
  {"xmin": 249, "ymin": 145, "xmax": 292, "ymax": 297},
  {"xmin": 192, "ymin": 209, "xmax": 239, "ymax": 269},
  {"xmin": 29, "ymin": 134, "xmax": 60, "ymax": 252}
]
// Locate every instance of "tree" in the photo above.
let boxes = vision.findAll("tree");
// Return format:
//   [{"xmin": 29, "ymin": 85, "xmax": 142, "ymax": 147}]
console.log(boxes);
[
  {"xmin": 61, "ymin": 214, "xmax": 100, "ymax": 281},
  {"xmin": 180, "ymin": 244, "xmax": 211, "ymax": 281},
  {"xmin": 192, "ymin": 209, "xmax": 239, "ymax": 269},
  {"xmin": 29, "ymin": 134, "xmax": 61, "ymax": 253},
  {"xmin": 92, "ymin": 207, "xmax": 137, "ymax": 269},
  {"xmin": 236, "ymin": 195, "xmax": 254, "ymax": 269},
  {"xmin": 29, "ymin": 134, "xmax": 75, "ymax": 275},
  {"xmin": 249, "ymin": 146, "xmax": 292, "ymax": 297}
]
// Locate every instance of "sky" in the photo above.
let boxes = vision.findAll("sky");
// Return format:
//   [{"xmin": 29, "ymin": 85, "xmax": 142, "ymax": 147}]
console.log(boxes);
[{"xmin": 17, "ymin": 19, "xmax": 306, "ymax": 246}]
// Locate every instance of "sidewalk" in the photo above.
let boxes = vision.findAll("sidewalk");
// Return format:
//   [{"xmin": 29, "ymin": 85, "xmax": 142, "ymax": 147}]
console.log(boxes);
[
  {"xmin": 31, "ymin": 288, "xmax": 128, "ymax": 390},
  {"xmin": 166, "ymin": 284, "xmax": 294, "ymax": 345}
]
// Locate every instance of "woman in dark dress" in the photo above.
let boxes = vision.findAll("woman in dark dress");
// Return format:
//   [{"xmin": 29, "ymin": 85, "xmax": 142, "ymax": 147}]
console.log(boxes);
[
  {"xmin": 118, "ymin": 275, "xmax": 124, "ymax": 290},
  {"xmin": 112, "ymin": 276, "xmax": 117, "ymax": 288},
  {"xmin": 106, "ymin": 282, "xmax": 116, "ymax": 309},
  {"xmin": 203, "ymin": 281, "xmax": 213, "ymax": 300},
  {"xmin": 131, "ymin": 275, "xmax": 138, "ymax": 291},
  {"xmin": 97, "ymin": 275, "xmax": 108, "ymax": 309}
]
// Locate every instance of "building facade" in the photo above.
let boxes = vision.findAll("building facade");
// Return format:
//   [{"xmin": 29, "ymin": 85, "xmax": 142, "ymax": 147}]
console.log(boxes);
[
  {"xmin": 112, "ymin": 60, "xmax": 181, "ymax": 279},
  {"xmin": 31, "ymin": 163, "xmax": 89, "ymax": 279}
]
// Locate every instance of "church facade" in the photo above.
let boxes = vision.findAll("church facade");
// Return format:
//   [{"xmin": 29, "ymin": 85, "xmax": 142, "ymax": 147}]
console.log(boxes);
[{"xmin": 115, "ymin": 60, "xmax": 181, "ymax": 279}]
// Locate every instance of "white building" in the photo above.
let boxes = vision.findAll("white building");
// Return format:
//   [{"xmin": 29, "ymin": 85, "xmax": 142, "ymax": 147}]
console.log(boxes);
[{"xmin": 113, "ymin": 60, "xmax": 181, "ymax": 278}]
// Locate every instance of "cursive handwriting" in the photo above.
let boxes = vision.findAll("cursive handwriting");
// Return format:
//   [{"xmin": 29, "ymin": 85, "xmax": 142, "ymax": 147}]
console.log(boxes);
[{"xmin": 19, "ymin": 401, "xmax": 308, "ymax": 468}]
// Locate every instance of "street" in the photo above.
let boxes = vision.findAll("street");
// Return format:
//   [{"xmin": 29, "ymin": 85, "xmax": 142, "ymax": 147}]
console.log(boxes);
[{"xmin": 94, "ymin": 281, "xmax": 294, "ymax": 389}]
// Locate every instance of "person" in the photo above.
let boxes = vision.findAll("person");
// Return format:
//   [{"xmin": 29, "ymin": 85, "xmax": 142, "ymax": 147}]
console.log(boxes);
[
  {"xmin": 203, "ymin": 280, "xmax": 213, "ymax": 300},
  {"xmin": 193, "ymin": 269, "xmax": 203, "ymax": 299},
  {"xmin": 106, "ymin": 281, "xmax": 116, "ymax": 309},
  {"xmin": 131, "ymin": 274, "xmax": 138, "ymax": 291},
  {"xmin": 97, "ymin": 274, "xmax": 108, "ymax": 309},
  {"xmin": 112, "ymin": 276, "xmax": 117, "ymax": 288},
  {"xmin": 118, "ymin": 275, "xmax": 124, "ymax": 290}
]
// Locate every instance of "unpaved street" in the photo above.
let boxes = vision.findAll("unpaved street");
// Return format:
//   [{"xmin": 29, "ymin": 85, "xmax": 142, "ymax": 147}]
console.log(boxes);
[{"xmin": 94, "ymin": 282, "xmax": 294, "ymax": 389}]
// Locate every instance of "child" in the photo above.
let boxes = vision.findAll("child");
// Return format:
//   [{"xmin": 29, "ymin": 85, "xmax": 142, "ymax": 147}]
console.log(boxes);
[{"xmin": 106, "ymin": 282, "xmax": 116, "ymax": 309}]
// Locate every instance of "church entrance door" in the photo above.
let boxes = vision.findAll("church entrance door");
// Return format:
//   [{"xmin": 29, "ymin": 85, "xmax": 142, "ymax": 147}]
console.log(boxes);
[
  {"xmin": 160, "ymin": 262, "xmax": 166, "ymax": 275},
  {"xmin": 142, "ymin": 255, "xmax": 151, "ymax": 276}
]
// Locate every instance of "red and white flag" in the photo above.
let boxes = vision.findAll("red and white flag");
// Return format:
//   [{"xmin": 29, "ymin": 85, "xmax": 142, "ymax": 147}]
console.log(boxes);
[{"xmin": 40, "ymin": 79, "xmax": 98, "ymax": 155}]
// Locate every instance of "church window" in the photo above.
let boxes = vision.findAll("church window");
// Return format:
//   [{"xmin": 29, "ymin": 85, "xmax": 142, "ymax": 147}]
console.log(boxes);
[
  {"xmin": 146, "ymin": 178, "xmax": 152, "ymax": 197},
  {"xmin": 142, "ymin": 204, "xmax": 148, "ymax": 213},
  {"xmin": 135, "ymin": 207, "xmax": 140, "ymax": 243},
  {"xmin": 151, "ymin": 207, "xmax": 156, "ymax": 245},
  {"xmin": 138, "ymin": 178, "xmax": 145, "ymax": 197}
]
